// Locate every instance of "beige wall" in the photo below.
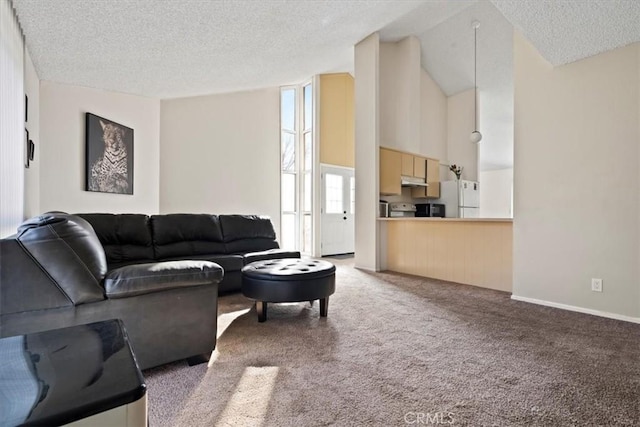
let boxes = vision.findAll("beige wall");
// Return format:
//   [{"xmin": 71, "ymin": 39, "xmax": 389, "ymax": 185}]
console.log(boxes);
[
  {"xmin": 479, "ymin": 168, "xmax": 512, "ymax": 218},
  {"xmin": 39, "ymin": 82, "xmax": 160, "ymax": 214},
  {"xmin": 447, "ymin": 89, "xmax": 478, "ymax": 182},
  {"xmin": 354, "ymin": 33, "xmax": 380, "ymax": 271},
  {"xmin": 318, "ymin": 73, "xmax": 354, "ymax": 168},
  {"xmin": 513, "ymin": 32, "xmax": 640, "ymax": 320},
  {"xmin": 159, "ymin": 88, "xmax": 281, "ymax": 234},
  {"xmin": 24, "ymin": 49, "xmax": 40, "ymax": 218}
]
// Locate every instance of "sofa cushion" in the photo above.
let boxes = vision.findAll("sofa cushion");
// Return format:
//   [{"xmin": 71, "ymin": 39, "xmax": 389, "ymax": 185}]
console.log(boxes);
[
  {"xmin": 219, "ymin": 215, "xmax": 276, "ymax": 241},
  {"xmin": 226, "ymin": 239, "xmax": 279, "ymax": 254},
  {"xmin": 77, "ymin": 214, "xmax": 155, "ymax": 266},
  {"xmin": 243, "ymin": 249, "xmax": 301, "ymax": 264},
  {"xmin": 219, "ymin": 215, "xmax": 279, "ymax": 253},
  {"xmin": 161, "ymin": 254, "xmax": 244, "ymax": 273},
  {"xmin": 104, "ymin": 260, "xmax": 223, "ymax": 299},
  {"xmin": 151, "ymin": 214, "xmax": 226, "ymax": 258},
  {"xmin": 17, "ymin": 213, "xmax": 107, "ymax": 305}
]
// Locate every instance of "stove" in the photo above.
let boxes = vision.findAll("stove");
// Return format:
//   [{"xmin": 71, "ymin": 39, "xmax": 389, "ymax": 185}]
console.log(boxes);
[{"xmin": 389, "ymin": 202, "xmax": 416, "ymax": 217}]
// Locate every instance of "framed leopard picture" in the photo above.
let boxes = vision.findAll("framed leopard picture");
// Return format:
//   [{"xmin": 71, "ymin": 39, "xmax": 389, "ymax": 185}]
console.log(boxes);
[{"xmin": 85, "ymin": 113, "xmax": 134, "ymax": 195}]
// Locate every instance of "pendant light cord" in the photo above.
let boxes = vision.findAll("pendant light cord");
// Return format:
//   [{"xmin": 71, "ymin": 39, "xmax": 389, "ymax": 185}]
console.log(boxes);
[{"xmin": 474, "ymin": 24, "xmax": 477, "ymax": 131}]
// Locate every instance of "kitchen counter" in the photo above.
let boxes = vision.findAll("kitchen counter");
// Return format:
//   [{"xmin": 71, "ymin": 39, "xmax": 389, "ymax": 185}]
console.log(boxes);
[
  {"xmin": 380, "ymin": 218, "xmax": 513, "ymax": 292},
  {"xmin": 379, "ymin": 217, "xmax": 512, "ymax": 222}
]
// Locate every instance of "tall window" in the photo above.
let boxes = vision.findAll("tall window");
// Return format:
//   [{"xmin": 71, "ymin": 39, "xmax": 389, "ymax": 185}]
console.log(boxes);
[
  {"xmin": 280, "ymin": 83, "xmax": 313, "ymax": 252},
  {"xmin": 280, "ymin": 88, "xmax": 297, "ymax": 250}
]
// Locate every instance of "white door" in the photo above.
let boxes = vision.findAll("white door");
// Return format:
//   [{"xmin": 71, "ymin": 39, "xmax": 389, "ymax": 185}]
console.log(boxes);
[{"xmin": 321, "ymin": 166, "xmax": 355, "ymax": 256}]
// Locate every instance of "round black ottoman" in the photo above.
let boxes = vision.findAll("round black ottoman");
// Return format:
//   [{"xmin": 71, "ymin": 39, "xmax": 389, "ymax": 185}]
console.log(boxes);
[{"xmin": 241, "ymin": 258, "xmax": 336, "ymax": 322}]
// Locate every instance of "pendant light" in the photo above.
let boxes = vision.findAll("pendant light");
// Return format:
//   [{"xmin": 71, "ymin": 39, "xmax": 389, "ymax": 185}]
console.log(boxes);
[{"xmin": 470, "ymin": 20, "xmax": 482, "ymax": 144}]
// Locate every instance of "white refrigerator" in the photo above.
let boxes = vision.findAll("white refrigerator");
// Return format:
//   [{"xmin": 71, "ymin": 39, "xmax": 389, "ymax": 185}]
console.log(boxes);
[{"xmin": 438, "ymin": 180, "xmax": 480, "ymax": 218}]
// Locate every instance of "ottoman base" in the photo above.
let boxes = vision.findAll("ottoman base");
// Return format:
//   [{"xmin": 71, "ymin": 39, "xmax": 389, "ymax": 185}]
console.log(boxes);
[{"xmin": 254, "ymin": 298, "xmax": 329, "ymax": 322}]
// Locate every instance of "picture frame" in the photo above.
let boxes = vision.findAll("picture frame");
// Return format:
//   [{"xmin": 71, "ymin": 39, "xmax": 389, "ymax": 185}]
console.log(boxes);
[
  {"xmin": 24, "ymin": 128, "xmax": 30, "ymax": 168},
  {"xmin": 85, "ymin": 113, "xmax": 134, "ymax": 195}
]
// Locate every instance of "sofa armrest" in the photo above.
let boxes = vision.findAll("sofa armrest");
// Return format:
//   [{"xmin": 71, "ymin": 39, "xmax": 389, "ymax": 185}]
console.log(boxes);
[
  {"xmin": 105, "ymin": 261, "xmax": 223, "ymax": 299},
  {"xmin": 243, "ymin": 249, "xmax": 301, "ymax": 265}
]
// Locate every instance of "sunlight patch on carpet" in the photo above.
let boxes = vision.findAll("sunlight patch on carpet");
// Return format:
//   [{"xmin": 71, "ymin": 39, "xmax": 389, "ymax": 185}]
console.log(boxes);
[
  {"xmin": 217, "ymin": 308, "xmax": 250, "ymax": 339},
  {"xmin": 215, "ymin": 366, "xmax": 279, "ymax": 427}
]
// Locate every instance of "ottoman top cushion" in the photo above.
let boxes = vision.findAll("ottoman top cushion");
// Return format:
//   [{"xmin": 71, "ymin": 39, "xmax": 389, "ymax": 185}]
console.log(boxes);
[{"xmin": 242, "ymin": 259, "xmax": 335, "ymax": 281}]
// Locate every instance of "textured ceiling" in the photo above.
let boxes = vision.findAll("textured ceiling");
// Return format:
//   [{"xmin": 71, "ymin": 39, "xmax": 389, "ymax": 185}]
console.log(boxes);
[
  {"xmin": 12, "ymin": 0, "xmax": 427, "ymax": 99},
  {"xmin": 12, "ymin": 0, "xmax": 640, "ymax": 171},
  {"xmin": 492, "ymin": 0, "xmax": 640, "ymax": 66}
]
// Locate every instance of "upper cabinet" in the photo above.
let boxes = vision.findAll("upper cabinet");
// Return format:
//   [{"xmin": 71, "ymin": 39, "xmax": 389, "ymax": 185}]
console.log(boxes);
[
  {"xmin": 412, "ymin": 158, "xmax": 440, "ymax": 199},
  {"xmin": 401, "ymin": 153, "xmax": 426, "ymax": 179},
  {"xmin": 380, "ymin": 148, "xmax": 401, "ymax": 195},
  {"xmin": 380, "ymin": 147, "xmax": 439, "ymax": 198},
  {"xmin": 319, "ymin": 73, "xmax": 354, "ymax": 168},
  {"xmin": 413, "ymin": 156, "xmax": 426, "ymax": 179}
]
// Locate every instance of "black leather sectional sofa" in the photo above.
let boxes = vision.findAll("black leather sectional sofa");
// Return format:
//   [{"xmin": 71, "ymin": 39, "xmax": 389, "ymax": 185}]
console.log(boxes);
[
  {"xmin": 77, "ymin": 213, "xmax": 299, "ymax": 293},
  {"xmin": 0, "ymin": 212, "xmax": 298, "ymax": 369}
]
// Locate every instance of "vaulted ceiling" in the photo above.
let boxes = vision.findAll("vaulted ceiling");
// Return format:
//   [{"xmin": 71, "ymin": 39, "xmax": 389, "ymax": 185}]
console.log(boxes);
[{"xmin": 12, "ymin": 0, "xmax": 640, "ymax": 170}]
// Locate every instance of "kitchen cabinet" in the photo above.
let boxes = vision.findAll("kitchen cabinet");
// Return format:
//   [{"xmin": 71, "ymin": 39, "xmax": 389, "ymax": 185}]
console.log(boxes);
[
  {"xmin": 411, "ymin": 158, "xmax": 440, "ymax": 199},
  {"xmin": 380, "ymin": 148, "xmax": 401, "ymax": 195},
  {"xmin": 401, "ymin": 154, "xmax": 426, "ymax": 179},
  {"xmin": 380, "ymin": 147, "xmax": 437, "ymax": 197},
  {"xmin": 401, "ymin": 153, "xmax": 413, "ymax": 176},
  {"xmin": 413, "ymin": 156, "xmax": 426, "ymax": 179}
]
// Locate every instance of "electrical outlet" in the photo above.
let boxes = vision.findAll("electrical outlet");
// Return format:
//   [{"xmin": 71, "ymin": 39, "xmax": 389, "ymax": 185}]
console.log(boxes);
[{"xmin": 591, "ymin": 278, "xmax": 603, "ymax": 292}]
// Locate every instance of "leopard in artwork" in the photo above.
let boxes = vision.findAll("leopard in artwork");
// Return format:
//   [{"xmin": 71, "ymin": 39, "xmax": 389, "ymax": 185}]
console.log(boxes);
[{"xmin": 89, "ymin": 120, "xmax": 129, "ymax": 193}]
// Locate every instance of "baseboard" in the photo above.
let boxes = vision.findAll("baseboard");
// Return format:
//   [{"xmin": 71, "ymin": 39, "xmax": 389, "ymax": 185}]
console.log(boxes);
[{"xmin": 511, "ymin": 295, "xmax": 640, "ymax": 324}]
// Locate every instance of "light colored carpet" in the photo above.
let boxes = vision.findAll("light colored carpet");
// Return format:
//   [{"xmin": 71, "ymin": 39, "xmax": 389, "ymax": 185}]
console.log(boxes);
[{"xmin": 144, "ymin": 258, "xmax": 640, "ymax": 426}]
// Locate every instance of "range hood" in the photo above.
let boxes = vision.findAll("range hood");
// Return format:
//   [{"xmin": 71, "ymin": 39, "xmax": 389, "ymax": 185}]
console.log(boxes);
[{"xmin": 400, "ymin": 175, "xmax": 429, "ymax": 187}]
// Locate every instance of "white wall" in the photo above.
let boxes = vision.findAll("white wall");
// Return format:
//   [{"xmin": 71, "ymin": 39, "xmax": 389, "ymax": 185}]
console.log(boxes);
[
  {"xmin": 513, "ymin": 32, "xmax": 640, "ymax": 320},
  {"xmin": 420, "ymin": 68, "xmax": 448, "ymax": 181},
  {"xmin": 379, "ymin": 43, "xmax": 398, "ymax": 148},
  {"xmin": 354, "ymin": 33, "xmax": 380, "ymax": 271},
  {"xmin": 479, "ymin": 168, "xmax": 512, "ymax": 218},
  {"xmin": 159, "ymin": 88, "xmax": 281, "ymax": 234},
  {"xmin": 39, "ymin": 82, "xmax": 160, "ymax": 214},
  {"xmin": 24, "ymin": 49, "xmax": 40, "ymax": 218},
  {"xmin": 398, "ymin": 37, "xmax": 421, "ymax": 153},
  {"xmin": 379, "ymin": 37, "xmax": 421, "ymax": 154},
  {"xmin": 446, "ymin": 89, "xmax": 478, "ymax": 182}
]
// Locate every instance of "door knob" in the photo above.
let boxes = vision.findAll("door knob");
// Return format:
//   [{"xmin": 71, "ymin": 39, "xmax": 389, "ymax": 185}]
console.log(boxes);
[
  {"xmin": 343, "ymin": 211, "xmax": 346, "ymax": 214},
  {"xmin": 343, "ymin": 217, "xmax": 347, "ymax": 220}
]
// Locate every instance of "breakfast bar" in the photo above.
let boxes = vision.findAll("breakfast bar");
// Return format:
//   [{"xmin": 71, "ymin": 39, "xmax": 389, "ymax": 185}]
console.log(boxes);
[{"xmin": 379, "ymin": 217, "xmax": 513, "ymax": 292}]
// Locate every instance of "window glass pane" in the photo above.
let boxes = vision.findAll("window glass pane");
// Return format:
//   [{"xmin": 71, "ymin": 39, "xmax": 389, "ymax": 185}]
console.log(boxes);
[
  {"xmin": 304, "ymin": 172, "xmax": 312, "ymax": 212},
  {"xmin": 281, "ymin": 89, "xmax": 296, "ymax": 132},
  {"xmin": 303, "ymin": 214, "xmax": 312, "ymax": 254},
  {"xmin": 304, "ymin": 132, "xmax": 312, "ymax": 171},
  {"xmin": 282, "ymin": 173, "xmax": 296, "ymax": 212},
  {"xmin": 281, "ymin": 131, "xmax": 295, "ymax": 171},
  {"xmin": 281, "ymin": 213, "xmax": 296, "ymax": 251},
  {"xmin": 350, "ymin": 176, "xmax": 355, "ymax": 215},
  {"xmin": 325, "ymin": 174, "xmax": 343, "ymax": 214},
  {"xmin": 303, "ymin": 84, "xmax": 312, "ymax": 131}
]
